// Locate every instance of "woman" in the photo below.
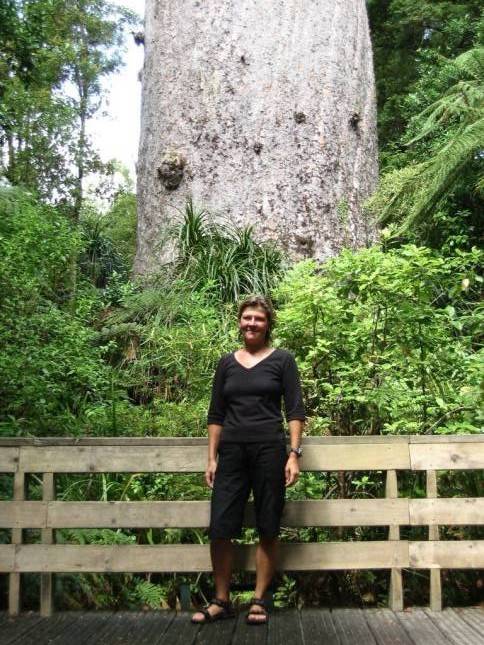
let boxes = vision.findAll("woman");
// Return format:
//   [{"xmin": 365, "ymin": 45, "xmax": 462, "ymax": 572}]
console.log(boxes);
[{"xmin": 191, "ymin": 295, "xmax": 305, "ymax": 625}]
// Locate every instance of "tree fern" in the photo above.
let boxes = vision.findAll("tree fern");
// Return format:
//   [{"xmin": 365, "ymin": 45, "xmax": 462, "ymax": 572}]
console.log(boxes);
[
  {"xmin": 407, "ymin": 48, "xmax": 483, "ymax": 144},
  {"xmin": 374, "ymin": 46, "xmax": 484, "ymax": 233},
  {"xmin": 406, "ymin": 117, "xmax": 484, "ymax": 228}
]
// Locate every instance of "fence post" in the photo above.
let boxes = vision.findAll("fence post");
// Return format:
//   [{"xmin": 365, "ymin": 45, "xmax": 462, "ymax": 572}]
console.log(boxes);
[
  {"xmin": 41, "ymin": 472, "xmax": 54, "ymax": 616},
  {"xmin": 427, "ymin": 469, "xmax": 442, "ymax": 611},
  {"xmin": 385, "ymin": 469, "xmax": 403, "ymax": 611},
  {"xmin": 8, "ymin": 471, "xmax": 25, "ymax": 615}
]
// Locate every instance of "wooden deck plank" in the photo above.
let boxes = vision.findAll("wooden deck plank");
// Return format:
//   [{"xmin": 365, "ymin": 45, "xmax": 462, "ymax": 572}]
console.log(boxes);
[
  {"xmin": 157, "ymin": 612, "xmax": 201, "ymax": 645},
  {"xmin": 78, "ymin": 611, "xmax": 134, "ymax": 644},
  {"xmin": 67, "ymin": 611, "xmax": 175, "ymax": 645},
  {"xmin": 300, "ymin": 608, "xmax": 341, "ymax": 644},
  {"xmin": 395, "ymin": 608, "xmax": 451, "ymax": 644},
  {"xmin": 112, "ymin": 611, "xmax": 176, "ymax": 645},
  {"xmin": 0, "ymin": 608, "xmax": 482, "ymax": 644},
  {"xmin": 0, "ymin": 611, "xmax": 11, "ymax": 626},
  {"xmin": 230, "ymin": 610, "xmax": 268, "ymax": 645},
  {"xmin": 48, "ymin": 612, "xmax": 114, "ymax": 645},
  {"xmin": 0, "ymin": 613, "xmax": 46, "ymax": 644},
  {"xmin": 136, "ymin": 611, "xmax": 176, "ymax": 645},
  {"xmin": 331, "ymin": 609, "xmax": 378, "ymax": 645},
  {"xmin": 133, "ymin": 611, "xmax": 177, "ymax": 645},
  {"xmin": 424, "ymin": 608, "xmax": 484, "ymax": 645},
  {"xmin": 267, "ymin": 609, "xmax": 304, "ymax": 645},
  {"xmin": 363, "ymin": 609, "xmax": 415, "ymax": 645},
  {"xmin": 5, "ymin": 612, "xmax": 78, "ymax": 645},
  {"xmin": 195, "ymin": 612, "xmax": 238, "ymax": 645},
  {"xmin": 451, "ymin": 608, "xmax": 484, "ymax": 636},
  {"xmin": 86, "ymin": 611, "xmax": 153, "ymax": 644}
]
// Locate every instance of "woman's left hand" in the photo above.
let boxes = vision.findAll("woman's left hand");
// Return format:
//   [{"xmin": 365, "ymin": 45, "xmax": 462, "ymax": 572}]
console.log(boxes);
[{"xmin": 285, "ymin": 454, "xmax": 300, "ymax": 487}]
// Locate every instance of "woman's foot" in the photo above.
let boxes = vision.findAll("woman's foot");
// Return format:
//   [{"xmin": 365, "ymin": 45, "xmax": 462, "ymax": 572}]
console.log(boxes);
[
  {"xmin": 246, "ymin": 597, "xmax": 268, "ymax": 625},
  {"xmin": 191, "ymin": 598, "xmax": 234, "ymax": 624}
]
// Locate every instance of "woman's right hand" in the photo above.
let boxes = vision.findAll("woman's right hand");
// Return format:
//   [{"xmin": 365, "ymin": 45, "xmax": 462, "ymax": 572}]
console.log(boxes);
[{"xmin": 205, "ymin": 458, "xmax": 218, "ymax": 488}]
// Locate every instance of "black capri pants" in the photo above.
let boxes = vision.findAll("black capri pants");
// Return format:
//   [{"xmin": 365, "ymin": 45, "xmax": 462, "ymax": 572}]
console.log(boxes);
[{"xmin": 208, "ymin": 441, "xmax": 287, "ymax": 540}]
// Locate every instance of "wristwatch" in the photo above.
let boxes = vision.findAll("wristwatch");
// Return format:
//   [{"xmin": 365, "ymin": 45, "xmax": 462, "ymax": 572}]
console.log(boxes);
[{"xmin": 289, "ymin": 447, "xmax": 303, "ymax": 458}]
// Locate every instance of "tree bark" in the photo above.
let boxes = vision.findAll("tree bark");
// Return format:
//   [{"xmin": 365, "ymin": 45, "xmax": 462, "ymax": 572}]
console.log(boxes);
[{"xmin": 136, "ymin": 0, "xmax": 378, "ymax": 273}]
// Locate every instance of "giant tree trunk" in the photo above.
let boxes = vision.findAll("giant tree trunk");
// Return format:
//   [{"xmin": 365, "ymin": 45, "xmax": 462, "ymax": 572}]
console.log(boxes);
[{"xmin": 135, "ymin": 0, "xmax": 378, "ymax": 273}]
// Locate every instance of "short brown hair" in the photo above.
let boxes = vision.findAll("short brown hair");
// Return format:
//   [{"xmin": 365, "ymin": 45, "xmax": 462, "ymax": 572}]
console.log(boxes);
[{"xmin": 237, "ymin": 295, "xmax": 275, "ymax": 342}]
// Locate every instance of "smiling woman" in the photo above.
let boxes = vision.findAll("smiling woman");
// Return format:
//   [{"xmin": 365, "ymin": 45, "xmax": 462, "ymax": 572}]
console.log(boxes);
[
  {"xmin": 238, "ymin": 295, "xmax": 274, "ymax": 347},
  {"xmin": 191, "ymin": 295, "xmax": 306, "ymax": 626}
]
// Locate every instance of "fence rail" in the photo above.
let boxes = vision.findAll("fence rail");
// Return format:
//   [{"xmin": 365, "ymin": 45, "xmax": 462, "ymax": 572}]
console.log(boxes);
[{"xmin": 0, "ymin": 435, "xmax": 483, "ymax": 617}]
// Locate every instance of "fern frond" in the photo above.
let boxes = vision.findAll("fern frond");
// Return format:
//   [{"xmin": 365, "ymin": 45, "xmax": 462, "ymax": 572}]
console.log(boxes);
[
  {"xmin": 407, "ymin": 47, "xmax": 483, "ymax": 145},
  {"xmin": 408, "ymin": 82, "xmax": 483, "ymax": 144},
  {"xmin": 454, "ymin": 47, "xmax": 484, "ymax": 80},
  {"xmin": 475, "ymin": 173, "xmax": 484, "ymax": 195},
  {"xmin": 374, "ymin": 45, "xmax": 484, "ymax": 234},
  {"xmin": 401, "ymin": 117, "xmax": 484, "ymax": 231},
  {"xmin": 135, "ymin": 579, "xmax": 168, "ymax": 609},
  {"xmin": 374, "ymin": 164, "xmax": 426, "ymax": 226}
]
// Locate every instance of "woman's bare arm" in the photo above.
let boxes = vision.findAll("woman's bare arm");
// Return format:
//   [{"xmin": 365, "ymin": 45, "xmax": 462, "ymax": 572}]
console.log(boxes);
[{"xmin": 285, "ymin": 418, "xmax": 304, "ymax": 486}]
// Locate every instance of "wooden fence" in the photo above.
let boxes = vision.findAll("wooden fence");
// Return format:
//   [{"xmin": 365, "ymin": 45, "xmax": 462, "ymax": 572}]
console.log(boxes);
[{"xmin": 0, "ymin": 436, "xmax": 483, "ymax": 617}]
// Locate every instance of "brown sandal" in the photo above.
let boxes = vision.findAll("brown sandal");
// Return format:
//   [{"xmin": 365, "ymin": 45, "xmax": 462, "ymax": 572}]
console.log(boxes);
[
  {"xmin": 246, "ymin": 597, "xmax": 268, "ymax": 625},
  {"xmin": 191, "ymin": 597, "xmax": 235, "ymax": 624}
]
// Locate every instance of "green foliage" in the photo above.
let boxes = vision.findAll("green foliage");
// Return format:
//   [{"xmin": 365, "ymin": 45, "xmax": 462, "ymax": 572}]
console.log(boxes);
[
  {"xmin": 0, "ymin": 77, "xmax": 78, "ymax": 203},
  {"xmin": 101, "ymin": 280, "xmax": 236, "ymax": 406},
  {"xmin": 368, "ymin": 46, "xmax": 484, "ymax": 239},
  {"xmin": 0, "ymin": 0, "xmax": 138, "ymax": 212},
  {"xmin": 273, "ymin": 575, "xmax": 298, "ymax": 608},
  {"xmin": 275, "ymin": 245, "xmax": 483, "ymax": 435},
  {"xmin": 79, "ymin": 211, "xmax": 129, "ymax": 288},
  {"xmin": 102, "ymin": 188, "xmax": 137, "ymax": 266},
  {"xmin": 367, "ymin": 2, "xmax": 483, "ymax": 248},
  {"xmin": 368, "ymin": 0, "xmax": 482, "ymax": 149},
  {"xmin": 59, "ymin": 0, "xmax": 138, "ymax": 218},
  {"xmin": 134, "ymin": 579, "xmax": 170, "ymax": 609},
  {"xmin": 171, "ymin": 200, "xmax": 285, "ymax": 303},
  {"xmin": 0, "ymin": 188, "xmax": 112, "ymax": 435},
  {"xmin": 0, "ymin": 186, "xmax": 77, "ymax": 300}
]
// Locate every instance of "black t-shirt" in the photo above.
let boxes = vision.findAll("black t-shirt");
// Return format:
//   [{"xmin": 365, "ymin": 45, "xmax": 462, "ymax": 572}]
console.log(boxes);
[{"xmin": 207, "ymin": 348, "xmax": 306, "ymax": 442}]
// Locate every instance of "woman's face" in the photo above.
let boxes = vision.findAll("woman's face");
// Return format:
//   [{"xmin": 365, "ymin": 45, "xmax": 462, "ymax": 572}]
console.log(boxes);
[{"xmin": 239, "ymin": 306, "xmax": 269, "ymax": 346}]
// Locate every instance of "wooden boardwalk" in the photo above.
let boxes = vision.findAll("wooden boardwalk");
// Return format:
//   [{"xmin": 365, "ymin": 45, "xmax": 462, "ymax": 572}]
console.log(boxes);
[{"xmin": 1, "ymin": 608, "xmax": 483, "ymax": 645}]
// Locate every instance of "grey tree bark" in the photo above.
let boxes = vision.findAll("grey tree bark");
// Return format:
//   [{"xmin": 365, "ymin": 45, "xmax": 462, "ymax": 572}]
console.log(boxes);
[{"xmin": 135, "ymin": 0, "xmax": 378, "ymax": 273}]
